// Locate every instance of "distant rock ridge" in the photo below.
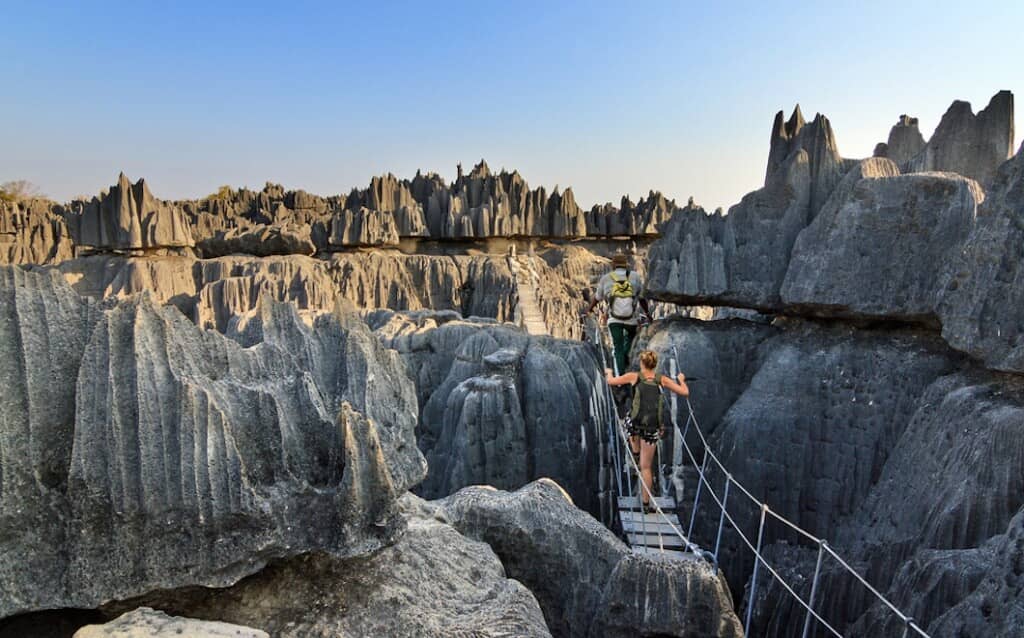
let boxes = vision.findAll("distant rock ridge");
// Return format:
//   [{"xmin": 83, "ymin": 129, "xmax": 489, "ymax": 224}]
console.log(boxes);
[
  {"xmin": 647, "ymin": 90, "xmax": 1023, "ymax": 375},
  {"xmin": 875, "ymin": 90, "xmax": 1015, "ymax": 184},
  {"xmin": 67, "ymin": 172, "xmax": 195, "ymax": 251}
]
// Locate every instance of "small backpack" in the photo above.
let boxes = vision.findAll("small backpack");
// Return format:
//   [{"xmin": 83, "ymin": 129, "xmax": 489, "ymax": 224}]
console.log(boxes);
[
  {"xmin": 630, "ymin": 373, "xmax": 664, "ymax": 432},
  {"xmin": 608, "ymin": 271, "xmax": 636, "ymax": 320}
]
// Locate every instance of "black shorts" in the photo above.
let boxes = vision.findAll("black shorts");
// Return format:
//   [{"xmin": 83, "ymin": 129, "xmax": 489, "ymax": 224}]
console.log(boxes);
[{"xmin": 626, "ymin": 419, "xmax": 660, "ymax": 444}]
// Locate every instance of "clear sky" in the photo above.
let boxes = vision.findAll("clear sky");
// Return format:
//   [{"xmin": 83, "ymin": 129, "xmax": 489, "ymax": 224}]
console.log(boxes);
[{"xmin": 2, "ymin": 1, "xmax": 1021, "ymax": 212}]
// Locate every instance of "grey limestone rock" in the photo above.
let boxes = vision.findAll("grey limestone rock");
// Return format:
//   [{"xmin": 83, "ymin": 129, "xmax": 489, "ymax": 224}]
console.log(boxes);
[
  {"xmin": 70, "ymin": 173, "xmax": 194, "ymax": 251},
  {"xmin": 73, "ymin": 608, "xmax": 268, "ymax": 638},
  {"xmin": 906, "ymin": 90, "xmax": 1015, "ymax": 185},
  {"xmin": 329, "ymin": 207, "xmax": 401, "ymax": 246},
  {"xmin": 0, "ymin": 267, "xmax": 424, "ymax": 617},
  {"xmin": 879, "ymin": 114, "xmax": 926, "ymax": 166},
  {"xmin": 0, "ymin": 266, "xmax": 104, "ymax": 617},
  {"xmin": 373, "ymin": 313, "xmax": 607, "ymax": 512},
  {"xmin": 782, "ymin": 167, "xmax": 981, "ymax": 322},
  {"xmin": 766, "ymin": 106, "xmax": 846, "ymax": 214},
  {"xmin": 441, "ymin": 480, "xmax": 743, "ymax": 638},
  {"xmin": 937, "ymin": 143, "xmax": 1024, "ymax": 373},
  {"xmin": 107, "ymin": 494, "xmax": 552, "ymax": 638},
  {"xmin": 0, "ymin": 199, "xmax": 76, "ymax": 265},
  {"xmin": 196, "ymin": 223, "xmax": 316, "ymax": 258},
  {"xmin": 646, "ymin": 147, "xmax": 811, "ymax": 310}
]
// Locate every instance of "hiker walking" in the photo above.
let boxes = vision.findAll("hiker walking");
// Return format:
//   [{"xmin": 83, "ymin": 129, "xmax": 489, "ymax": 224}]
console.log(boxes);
[
  {"xmin": 582, "ymin": 253, "xmax": 650, "ymax": 375},
  {"xmin": 605, "ymin": 350, "xmax": 689, "ymax": 511}
]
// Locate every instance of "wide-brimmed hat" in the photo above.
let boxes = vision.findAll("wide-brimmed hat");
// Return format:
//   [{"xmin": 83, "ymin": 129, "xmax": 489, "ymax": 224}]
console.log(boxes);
[{"xmin": 611, "ymin": 254, "xmax": 629, "ymax": 267}]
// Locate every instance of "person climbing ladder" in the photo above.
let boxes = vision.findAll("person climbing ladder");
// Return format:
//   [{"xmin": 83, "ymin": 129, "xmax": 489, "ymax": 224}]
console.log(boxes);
[
  {"xmin": 605, "ymin": 350, "xmax": 688, "ymax": 512},
  {"xmin": 582, "ymin": 253, "xmax": 650, "ymax": 375}
]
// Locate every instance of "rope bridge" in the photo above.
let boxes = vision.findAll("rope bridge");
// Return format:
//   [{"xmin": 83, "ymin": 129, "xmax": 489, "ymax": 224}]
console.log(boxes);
[{"xmin": 589, "ymin": 325, "xmax": 928, "ymax": 638}]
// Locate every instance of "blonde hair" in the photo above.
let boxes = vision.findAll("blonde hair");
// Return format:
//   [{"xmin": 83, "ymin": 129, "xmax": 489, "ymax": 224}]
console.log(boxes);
[{"xmin": 639, "ymin": 350, "xmax": 658, "ymax": 370}]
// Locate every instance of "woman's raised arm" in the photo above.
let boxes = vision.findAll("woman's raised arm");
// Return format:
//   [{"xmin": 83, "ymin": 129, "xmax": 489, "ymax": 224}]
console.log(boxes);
[
  {"xmin": 604, "ymin": 369, "xmax": 637, "ymax": 387},
  {"xmin": 661, "ymin": 372, "xmax": 690, "ymax": 397}
]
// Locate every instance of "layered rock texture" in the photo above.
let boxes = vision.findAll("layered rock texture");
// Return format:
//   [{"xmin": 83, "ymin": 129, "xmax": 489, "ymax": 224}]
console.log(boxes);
[
  {"xmin": 441, "ymin": 480, "xmax": 743, "ymax": 638},
  {"xmin": 648, "ymin": 90, "xmax": 1022, "ymax": 373},
  {"xmin": 637, "ymin": 314, "xmax": 1024, "ymax": 636},
  {"xmin": 73, "ymin": 608, "xmax": 268, "ymax": 638},
  {"xmin": 67, "ymin": 173, "xmax": 195, "ymax": 252},
  {"xmin": 102, "ymin": 494, "xmax": 552, "ymax": 638},
  {"xmin": 0, "ymin": 266, "xmax": 424, "ymax": 618},
  {"xmin": 370, "ymin": 311, "xmax": 609, "ymax": 513}
]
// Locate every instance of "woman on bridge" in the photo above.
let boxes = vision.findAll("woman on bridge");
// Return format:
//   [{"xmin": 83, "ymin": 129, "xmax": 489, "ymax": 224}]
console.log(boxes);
[{"xmin": 605, "ymin": 350, "xmax": 688, "ymax": 512}]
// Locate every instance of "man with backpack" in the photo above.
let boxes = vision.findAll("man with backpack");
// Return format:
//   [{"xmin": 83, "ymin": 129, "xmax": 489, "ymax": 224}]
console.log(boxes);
[{"xmin": 582, "ymin": 253, "xmax": 651, "ymax": 375}]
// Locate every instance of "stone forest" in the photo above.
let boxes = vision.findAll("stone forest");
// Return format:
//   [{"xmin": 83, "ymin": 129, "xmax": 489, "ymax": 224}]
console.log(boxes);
[{"xmin": 0, "ymin": 89, "xmax": 1021, "ymax": 637}]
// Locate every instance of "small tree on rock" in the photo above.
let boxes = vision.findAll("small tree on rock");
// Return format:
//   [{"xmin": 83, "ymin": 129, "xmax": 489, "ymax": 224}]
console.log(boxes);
[{"xmin": 0, "ymin": 180, "xmax": 43, "ymax": 203}]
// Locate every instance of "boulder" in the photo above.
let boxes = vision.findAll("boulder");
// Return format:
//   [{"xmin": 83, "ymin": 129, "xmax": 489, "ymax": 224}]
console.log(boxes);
[
  {"xmin": 106, "ymin": 494, "xmax": 552, "ymax": 638},
  {"xmin": 73, "ymin": 608, "xmax": 267, "ymax": 638},
  {"xmin": 782, "ymin": 168, "xmax": 981, "ymax": 322},
  {"xmin": 441, "ymin": 480, "xmax": 743, "ymax": 638}
]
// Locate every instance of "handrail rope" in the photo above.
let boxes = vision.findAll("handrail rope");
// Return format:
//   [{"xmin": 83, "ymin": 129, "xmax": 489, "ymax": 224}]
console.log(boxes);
[
  {"xmin": 674, "ymin": 410, "xmax": 843, "ymax": 637},
  {"xmin": 671, "ymin": 347, "xmax": 929, "ymax": 637},
  {"xmin": 591, "ymin": 323, "xmax": 701, "ymax": 554},
  {"xmin": 613, "ymin": 408, "xmax": 702, "ymax": 554}
]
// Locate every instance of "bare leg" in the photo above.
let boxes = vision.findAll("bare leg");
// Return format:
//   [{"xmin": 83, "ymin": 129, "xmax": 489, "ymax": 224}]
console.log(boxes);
[
  {"xmin": 629, "ymin": 434, "xmax": 640, "ymax": 456},
  {"xmin": 640, "ymin": 439, "xmax": 657, "ymax": 507}
]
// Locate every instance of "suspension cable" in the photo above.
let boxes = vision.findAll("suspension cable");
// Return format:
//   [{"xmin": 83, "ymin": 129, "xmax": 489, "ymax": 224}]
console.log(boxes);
[{"xmin": 667, "ymin": 345, "xmax": 929, "ymax": 637}]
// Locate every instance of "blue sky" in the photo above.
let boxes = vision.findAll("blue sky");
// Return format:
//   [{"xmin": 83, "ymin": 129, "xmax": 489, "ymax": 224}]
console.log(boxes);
[{"xmin": 1, "ymin": 1, "xmax": 1021, "ymax": 211}]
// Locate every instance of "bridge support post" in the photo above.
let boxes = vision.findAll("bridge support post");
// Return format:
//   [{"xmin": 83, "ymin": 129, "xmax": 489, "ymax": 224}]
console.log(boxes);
[
  {"xmin": 801, "ymin": 540, "xmax": 826, "ymax": 638},
  {"xmin": 713, "ymin": 476, "xmax": 731, "ymax": 565},
  {"xmin": 687, "ymin": 451, "xmax": 709, "ymax": 540},
  {"xmin": 744, "ymin": 504, "xmax": 768, "ymax": 635}
]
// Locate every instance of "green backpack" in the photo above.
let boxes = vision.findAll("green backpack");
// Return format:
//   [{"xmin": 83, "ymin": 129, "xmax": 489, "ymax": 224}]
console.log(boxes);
[{"xmin": 630, "ymin": 373, "xmax": 664, "ymax": 431}]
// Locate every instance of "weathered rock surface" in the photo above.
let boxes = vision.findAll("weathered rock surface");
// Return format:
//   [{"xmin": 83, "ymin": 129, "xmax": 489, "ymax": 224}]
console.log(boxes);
[
  {"xmin": 108, "ymin": 494, "xmax": 552, "ymax": 638},
  {"xmin": 0, "ymin": 267, "xmax": 104, "ymax": 618},
  {"xmin": 0, "ymin": 266, "xmax": 424, "ymax": 618},
  {"xmin": 74, "ymin": 608, "xmax": 268, "ymax": 638},
  {"xmin": 330, "ymin": 207, "xmax": 401, "ymax": 246},
  {"xmin": 0, "ymin": 199, "xmax": 76, "ymax": 265},
  {"xmin": 766, "ymin": 106, "xmax": 847, "ymax": 214},
  {"xmin": 371, "ymin": 312, "xmax": 607, "ymax": 512},
  {"xmin": 68, "ymin": 173, "xmax": 194, "ymax": 251},
  {"xmin": 937, "ymin": 143, "xmax": 1024, "ymax": 373},
  {"xmin": 441, "ymin": 480, "xmax": 743, "ymax": 638},
  {"xmin": 906, "ymin": 90, "xmax": 1015, "ymax": 185},
  {"xmin": 782, "ymin": 169, "xmax": 981, "ymax": 322},
  {"xmin": 642, "ymin": 316, "xmax": 1024, "ymax": 635},
  {"xmin": 55, "ymin": 251, "xmax": 518, "ymax": 333},
  {"xmin": 876, "ymin": 114, "xmax": 926, "ymax": 166},
  {"xmin": 647, "ymin": 148, "xmax": 812, "ymax": 310},
  {"xmin": 195, "ymin": 223, "xmax": 316, "ymax": 258}
]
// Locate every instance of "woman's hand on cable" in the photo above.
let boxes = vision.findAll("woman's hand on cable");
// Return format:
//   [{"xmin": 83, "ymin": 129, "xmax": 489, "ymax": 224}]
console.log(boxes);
[
  {"xmin": 677, "ymin": 372, "xmax": 686, "ymax": 384},
  {"xmin": 604, "ymin": 367, "xmax": 613, "ymax": 379}
]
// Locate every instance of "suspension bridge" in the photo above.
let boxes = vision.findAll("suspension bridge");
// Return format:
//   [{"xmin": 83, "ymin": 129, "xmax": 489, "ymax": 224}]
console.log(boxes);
[{"xmin": 589, "ymin": 323, "xmax": 928, "ymax": 638}]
